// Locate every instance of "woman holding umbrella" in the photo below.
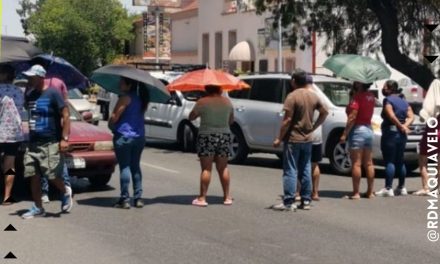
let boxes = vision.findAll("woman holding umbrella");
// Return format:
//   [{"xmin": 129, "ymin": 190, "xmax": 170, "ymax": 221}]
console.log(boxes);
[
  {"xmin": 109, "ymin": 77, "xmax": 149, "ymax": 209},
  {"xmin": 189, "ymin": 85, "xmax": 234, "ymax": 206}
]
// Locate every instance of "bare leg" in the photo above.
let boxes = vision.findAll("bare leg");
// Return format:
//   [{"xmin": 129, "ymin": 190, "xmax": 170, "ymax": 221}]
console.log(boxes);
[
  {"xmin": 312, "ymin": 162, "xmax": 320, "ymax": 200},
  {"xmin": 198, "ymin": 156, "xmax": 214, "ymax": 202},
  {"xmin": 49, "ymin": 178, "xmax": 67, "ymax": 194},
  {"xmin": 350, "ymin": 150, "xmax": 362, "ymax": 199},
  {"xmin": 418, "ymin": 155, "xmax": 429, "ymax": 192},
  {"xmin": 2, "ymin": 156, "xmax": 16, "ymax": 202},
  {"xmin": 215, "ymin": 156, "xmax": 231, "ymax": 201},
  {"xmin": 30, "ymin": 175, "xmax": 43, "ymax": 208},
  {"xmin": 362, "ymin": 148, "xmax": 375, "ymax": 198}
]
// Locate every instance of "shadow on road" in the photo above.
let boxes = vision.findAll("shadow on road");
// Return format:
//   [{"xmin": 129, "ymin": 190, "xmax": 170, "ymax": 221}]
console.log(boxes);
[
  {"xmin": 77, "ymin": 195, "xmax": 226, "ymax": 208},
  {"xmin": 9, "ymin": 209, "xmax": 62, "ymax": 218}
]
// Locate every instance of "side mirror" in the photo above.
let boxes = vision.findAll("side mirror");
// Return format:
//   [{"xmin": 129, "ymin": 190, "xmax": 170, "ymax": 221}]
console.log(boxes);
[
  {"xmin": 82, "ymin": 111, "xmax": 93, "ymax": 123},
  {"xmin": 168, "ymin": 98, "xmax": 181, "ymax": 106}
]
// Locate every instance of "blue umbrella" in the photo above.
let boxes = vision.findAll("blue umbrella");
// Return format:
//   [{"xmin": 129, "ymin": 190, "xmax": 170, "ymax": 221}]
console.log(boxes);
[
  {"xmin": 91, "ymin": 64, "xmax": 170, "ymax": 103},
  {"xmin": 31, "ymin": 54, "xmax": 89, "ymax": 90}
]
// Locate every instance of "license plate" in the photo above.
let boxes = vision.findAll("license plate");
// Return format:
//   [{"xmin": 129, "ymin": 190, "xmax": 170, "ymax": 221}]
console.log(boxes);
[{"xmin": 65, "ymin": 157, "xmax": 86, "ymax": 169}]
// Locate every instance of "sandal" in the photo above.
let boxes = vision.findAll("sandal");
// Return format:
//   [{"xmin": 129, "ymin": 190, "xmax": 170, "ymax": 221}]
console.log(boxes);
[
  {"xmin": 192, "ymin": 198, "xmax": 208, "ymax": 207},
  {"xmin": 413, "ymin": 189, "xmax": 429, "ymax": 196},
  {"xmin": 2, "ymin": 197, "xmax": 17, "ymax": 206},
  {"xmin": 223, "ymin": 198, "xmax": 233, "ymax": 205}
]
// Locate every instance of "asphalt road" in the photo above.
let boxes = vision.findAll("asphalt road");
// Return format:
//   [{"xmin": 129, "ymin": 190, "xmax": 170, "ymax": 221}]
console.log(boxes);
[{"xmin": 1, "ymin": 135, "xmax": 439, "ymax": 263}]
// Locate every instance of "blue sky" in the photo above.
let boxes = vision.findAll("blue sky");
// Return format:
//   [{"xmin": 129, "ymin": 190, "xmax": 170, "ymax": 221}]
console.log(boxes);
[{"xmin": 2, "ymin": 0, "xmax": 146, "ymax": 37}]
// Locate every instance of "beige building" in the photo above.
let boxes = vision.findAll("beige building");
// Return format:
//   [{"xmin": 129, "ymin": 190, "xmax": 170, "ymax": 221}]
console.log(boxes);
[{"xmin": 131, "ymin": 0, "xmax": 328, "ymax": 73}]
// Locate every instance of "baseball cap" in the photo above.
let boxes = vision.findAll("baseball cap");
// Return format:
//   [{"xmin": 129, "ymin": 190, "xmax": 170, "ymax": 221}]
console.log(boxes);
[{"xmin": 23, "ymin": 64, "xmax": 46, "ymax": 78}]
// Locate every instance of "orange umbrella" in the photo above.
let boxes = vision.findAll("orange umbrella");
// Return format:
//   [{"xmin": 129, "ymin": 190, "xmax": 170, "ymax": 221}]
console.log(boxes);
[{"xmin": 166, "ymin": 68, "xmax": 250, "ymax": 92}]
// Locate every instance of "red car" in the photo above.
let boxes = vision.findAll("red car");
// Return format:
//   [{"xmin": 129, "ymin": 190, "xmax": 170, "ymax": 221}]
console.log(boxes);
[{"xmin": 64, "ymin": 105, "xmax": 116, "ymax": 186}]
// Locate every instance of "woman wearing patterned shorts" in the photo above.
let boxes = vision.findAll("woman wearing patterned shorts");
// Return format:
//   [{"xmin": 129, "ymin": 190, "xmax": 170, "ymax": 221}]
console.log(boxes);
[{"xmin": 189, "ymin": 85, "xmax": 234, "ymax": 207}]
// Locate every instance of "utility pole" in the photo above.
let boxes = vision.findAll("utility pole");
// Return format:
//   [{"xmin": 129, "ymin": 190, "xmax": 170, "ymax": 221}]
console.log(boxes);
[
  {"xmin": 154, "ymin": 6, "xmax": 160, "ymax": 64},
  {"xmin": 277, "ymin": 4, "xmax": 283, "ymax": 72}
]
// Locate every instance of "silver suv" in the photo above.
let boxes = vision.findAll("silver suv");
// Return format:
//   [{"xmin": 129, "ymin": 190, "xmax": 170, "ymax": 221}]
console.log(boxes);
[{"xmin": 229, "ymin": 74, "xmax": 422, "ymax": 174}]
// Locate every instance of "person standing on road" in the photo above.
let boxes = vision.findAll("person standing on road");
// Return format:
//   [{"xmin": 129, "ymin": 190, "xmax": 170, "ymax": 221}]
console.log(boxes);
[
  {"xmin": 0, "ymin": 64, "xmax": 25, "ymax": 205},
  {"xmin": 413, "ymin": 114, "xmax": 440, "ymax": 196},
  {"xmin": 21, "ymin": 65, "xmax": 73, "ymax": 219},
  {"xmin": 189, "ymin": 85, "xmax": 234, "ymax": 207},
  {"xmin": 273, "ymin": 71, "xmax": 328, "ymax": 211},
  {"xmin": 109, "ymin": 77, "xmax": 148, "ymax": 209},
  {"xmin": 340, "ymin": 81, "xmax": 376, "ymax": 200},
  {"xmin": 39, "ymin": 75, "xmax": 72, "ymax": 204},
  {"xmin": 375, "ymin": 80, "xmax": 414, "ymax": 197}
]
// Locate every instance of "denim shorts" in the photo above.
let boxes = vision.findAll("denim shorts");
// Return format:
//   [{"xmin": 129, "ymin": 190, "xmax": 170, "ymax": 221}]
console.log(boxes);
[{"xmin": 348, "ymin": 125, "xmax": 373, "ymax": 150}]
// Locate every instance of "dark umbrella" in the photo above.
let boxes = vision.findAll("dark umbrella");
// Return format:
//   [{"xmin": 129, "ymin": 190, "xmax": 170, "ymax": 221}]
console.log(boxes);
[
  {"xmin": 30, "ymin": 54, "xmax": 88, "ymax": 90},
  {"xmin": 91, "ymin": 64, "xmax": 170, "ymax": 103},
  {"xmin": 1, "ymin": 36, "xmax": 41, "ymax": 63}
]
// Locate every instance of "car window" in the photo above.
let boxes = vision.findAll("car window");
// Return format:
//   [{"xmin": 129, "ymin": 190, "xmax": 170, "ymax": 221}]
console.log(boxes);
[
  {"xmin": 229, "ymin": 79, "xmax": 252, "ymax": 99},
  {"xmin": 68, "ymin": 89, "xmax": 83, "ymax": 99},
  {"xmin": 182, "ymin": 91, "xmax": 206, "ymax": 101},
  {"xmin": 249, "ymin": 78, "xmax": 282, "ymax": 103},
  {"xmin": 315, "ymin": 82, "xmax": 352, "ymax": 107},
  {"xmin": 68, "ymin": 104, "xmax": 82, "ymax": 121}
]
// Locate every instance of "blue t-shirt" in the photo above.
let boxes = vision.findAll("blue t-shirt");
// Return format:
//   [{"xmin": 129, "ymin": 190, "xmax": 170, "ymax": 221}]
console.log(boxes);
[
  {"xmin": 381, "ymin": 95, "xmax": 409, "ymax": 129},
  {"xmin": 114, "ymin": 92, "xmax": 145, "ymax": 138},
  {"xmin": 26, "ymin": 87, "xmax": 65, "ymax": 141}
]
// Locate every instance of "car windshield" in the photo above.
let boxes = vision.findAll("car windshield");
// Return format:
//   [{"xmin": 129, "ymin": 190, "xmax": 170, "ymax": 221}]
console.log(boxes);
[
  {"xmin": 315, "ymin": 82, "xmax": 381, "ymax": 107},
  {"xmin": 68, "ymin": 88, "xmax": 83, "ymax": 99},
  {"xmin": 182, "ymin": 91, "xmax": 206, "ymax": 101},
  {"xmin": 68, "ymin": 104, "xmax": 82, "ymax": 121}
]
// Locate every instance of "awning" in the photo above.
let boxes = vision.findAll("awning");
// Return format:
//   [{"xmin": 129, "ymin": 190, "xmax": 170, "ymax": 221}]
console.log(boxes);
[{"xmin": 228, "ymin": 41, "xmax": 255, "ymax": 61}]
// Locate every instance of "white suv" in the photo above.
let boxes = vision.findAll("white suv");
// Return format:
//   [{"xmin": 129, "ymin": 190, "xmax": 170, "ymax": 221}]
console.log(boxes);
[{"xmin": 230, "ymin": 74, "xmax": 422, "ymax": 174}]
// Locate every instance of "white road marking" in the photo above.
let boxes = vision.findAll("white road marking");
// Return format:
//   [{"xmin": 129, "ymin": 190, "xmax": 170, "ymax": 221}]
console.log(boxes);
[{"xmin": 141, "ymin": 162, "xmax": 180, "ymax": 174}]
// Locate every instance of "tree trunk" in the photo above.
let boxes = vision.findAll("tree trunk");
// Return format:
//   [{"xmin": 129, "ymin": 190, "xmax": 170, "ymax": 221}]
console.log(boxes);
[{"xmin": 368, "ymin": 0, "xmax": 435, "ymax": 90}]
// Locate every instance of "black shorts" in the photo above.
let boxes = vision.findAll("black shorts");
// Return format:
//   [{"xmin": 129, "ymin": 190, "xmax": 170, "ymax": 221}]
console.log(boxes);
[
  {"xmin": 197, "ymin": 133, "xmax": 232, "ymax": 158},
  {"xmin": 0, "ymin": 143, "xmax": 20, "ymax": 156},
  {"xmin": 311, "ymin": 144, "xmax": 322, "ymax": 163}
]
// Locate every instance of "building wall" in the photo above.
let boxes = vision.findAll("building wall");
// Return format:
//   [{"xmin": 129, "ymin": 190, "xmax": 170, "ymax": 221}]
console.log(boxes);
[
  {"xmin": 171, "ymin": 15, "xmax": 198, "ymax": 52},
  {"xmin": 197, "ymin": 0, "xmax": 296, "ymax": 72}
]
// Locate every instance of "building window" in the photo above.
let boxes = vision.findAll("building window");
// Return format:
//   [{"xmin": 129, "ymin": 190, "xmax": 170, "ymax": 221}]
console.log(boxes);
[
  {"xmin": 202, "ymin": 33, "xmax": 209, "ymax": 65},
  {"xmin": 215, "ymin": 32, "xmax": 223, "ymax": 69},
  {"xmin": 259, "ymin": 60, "xmax": 268, "ymax": 73},
  {"xmin": 238, "ymin": 0, "xmax": 256, "ymax": 12},
  {"xmin": 223, "ymin": 0, "xmax": 237, "ymax": 14}
]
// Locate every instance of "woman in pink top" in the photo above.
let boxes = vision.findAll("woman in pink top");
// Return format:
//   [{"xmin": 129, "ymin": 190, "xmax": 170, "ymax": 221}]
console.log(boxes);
[{"xmin": 340, "ymin": 81, "xmax": 376, "ymax": 199}]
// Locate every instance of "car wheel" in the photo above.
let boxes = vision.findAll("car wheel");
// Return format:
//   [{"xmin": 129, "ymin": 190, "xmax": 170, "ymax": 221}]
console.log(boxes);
[
  {"xmin": 182, "ymin": 124, "xmax": 196, "ymax": 153},
  {"xmin": 405, "ymin": 163, "xmax": 419, "ymax": 172},
  {"xmin": 88, "ymin": 174, "xmax": 112, "ymax": 187},
  {"xmin": 229, "ymin": 126, "xmax": 249, "ymax": 164},
  {"xmin": 328, "ymin": 135, "xmax": 352, "ymax": 175}
]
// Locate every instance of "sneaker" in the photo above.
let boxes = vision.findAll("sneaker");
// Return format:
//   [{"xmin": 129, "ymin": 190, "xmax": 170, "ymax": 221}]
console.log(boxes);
[
  {"xmin": 134, "ymin": 199, "xmax": 144, "ymax": 208},
  {"xmin": 298, "ymin": 200, "xmax": 311, "ymax": 210},
  {"xmin": 395, "ymin": 187, "xmax": 408, "ymax": 196},
  {"xmin": 61, "ymin": 186, "xmax": 73, "ymax": 213},
  {"xmin": 271, "ymin": 203, "xmax": 297, "ymax": 212},
  {"xmin": 22, "ymin": 204, "xmax": 46, "ymax": 219},
  {"xmin": 114, "ymin": 199, "xmax": 130, "ymax": 209},
  {"xmin": 41, "ymin": 194, "xmax": 50, "ymax": 204},
  {"xmin": 375, "ymin": 188, "xmax": 395, "ymax": 197}
]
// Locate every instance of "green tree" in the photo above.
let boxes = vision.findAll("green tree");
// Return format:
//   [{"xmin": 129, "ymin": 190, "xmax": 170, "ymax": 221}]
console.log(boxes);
[
  {"xmin": 18, "ymin": 0, "xmax": 134, "ymax": 75},
  {"xmin": 255, "ymin": 0, "xmax": 440, "ymax": 89}
]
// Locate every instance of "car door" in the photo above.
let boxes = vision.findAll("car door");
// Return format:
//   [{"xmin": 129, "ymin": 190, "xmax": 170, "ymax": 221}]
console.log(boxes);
[
  {"xmin": 147, "ymin": 91, "xmax": 183, "ymax": 140},
  {"xmin": 233, "ymin": 78, "xmax": 284, "ymax": 149}
]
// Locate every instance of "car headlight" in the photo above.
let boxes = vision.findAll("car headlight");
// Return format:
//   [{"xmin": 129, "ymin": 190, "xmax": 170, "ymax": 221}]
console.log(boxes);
[
  {"xmin": 94, "ymin": 141, "xmax": 114, "ymax": 151},
  {"xmin": 371, "ymin": 121, "xmax": 381, "ymax": 133}
]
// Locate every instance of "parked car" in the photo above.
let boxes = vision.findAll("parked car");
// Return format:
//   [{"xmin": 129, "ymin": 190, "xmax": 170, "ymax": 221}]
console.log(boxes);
[
  {"xmin": 231, "ymin": 74, "xmax": 422, "ymax": 174},
  {"xmin": 68, "ymin": 88, "xmax": 101, "ymax": 125},
  {"xmin": 398, "ymin": 78, "xmax": 424, "ymax": 103},
  {"xmin": 64, "ymin": 104, "xmax": 116, "ymax": 186}
]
